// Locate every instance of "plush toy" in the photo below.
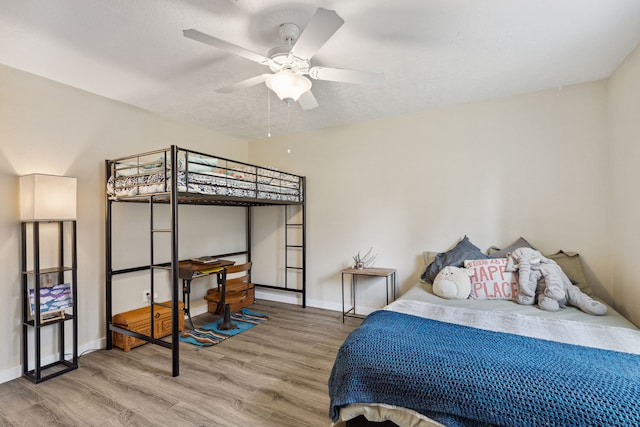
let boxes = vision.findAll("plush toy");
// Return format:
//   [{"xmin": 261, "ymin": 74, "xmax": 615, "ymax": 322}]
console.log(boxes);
[
  {"xmin": 506, "ymin": 247, "xmax": 606, "ymax": 315},
  {"xmin": 432, "ymin": 266, "xmax": 472, "ymax": 299}
]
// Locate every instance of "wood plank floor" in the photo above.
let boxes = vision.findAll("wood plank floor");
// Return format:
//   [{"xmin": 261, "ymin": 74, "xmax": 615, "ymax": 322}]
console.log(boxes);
[{"xmin": 0, "ymin": 300, "xmax": 362, "ymax": 427}]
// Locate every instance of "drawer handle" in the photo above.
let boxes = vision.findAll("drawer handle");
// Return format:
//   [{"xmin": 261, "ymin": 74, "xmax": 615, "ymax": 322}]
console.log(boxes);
[{"xmin": 155, "ymin": 312, "xmax": 161, "ymax": 319}]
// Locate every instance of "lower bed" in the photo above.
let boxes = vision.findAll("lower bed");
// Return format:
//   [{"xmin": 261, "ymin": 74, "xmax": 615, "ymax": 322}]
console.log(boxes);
[{"xmin": 329, "ymin": 283, "xmax": 640, "ymax": 427}]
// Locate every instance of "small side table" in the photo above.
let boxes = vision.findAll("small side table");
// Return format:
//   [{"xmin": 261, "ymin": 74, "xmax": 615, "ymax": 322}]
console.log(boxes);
[{"xmin": 341, "ymin": 267, "xmax": 397, "ymax": 323}]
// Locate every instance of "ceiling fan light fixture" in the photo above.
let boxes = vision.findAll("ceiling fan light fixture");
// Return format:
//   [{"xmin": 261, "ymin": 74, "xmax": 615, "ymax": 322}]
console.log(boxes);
[{"xmin": 266, "ymin": 70, "xmax": 312, "ymax": 103}]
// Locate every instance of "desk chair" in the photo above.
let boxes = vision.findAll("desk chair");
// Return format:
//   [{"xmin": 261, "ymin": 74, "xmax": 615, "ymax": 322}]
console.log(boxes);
[{"xmin": 204, "ymin": 262, "xmax": 254, "ymax": 330}]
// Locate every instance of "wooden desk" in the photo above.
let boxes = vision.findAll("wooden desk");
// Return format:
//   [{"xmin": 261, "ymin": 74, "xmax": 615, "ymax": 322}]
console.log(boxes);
[
  {"xmin": 341, "ymin": 267, "xmax": 397, "ymax": 323},
  {"xmin": 179, "ymin": 259, "xmax": 234, "ymax": 329}
]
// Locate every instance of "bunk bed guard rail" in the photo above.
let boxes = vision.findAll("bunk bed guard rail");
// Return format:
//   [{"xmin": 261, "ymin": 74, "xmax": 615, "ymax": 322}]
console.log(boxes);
[{"xmin": 106, "ymin": 146, "xmax": 304, "ymax": 204}]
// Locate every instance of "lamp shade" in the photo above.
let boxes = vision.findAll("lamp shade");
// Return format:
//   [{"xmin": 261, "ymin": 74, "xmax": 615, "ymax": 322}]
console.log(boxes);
[
  {"xmin": 266, "ymin": 70, "xmax": 312, "ymax": 102},
  {"xmin": 19, "ymin": 174, "xmax": 77, "ymax": 221}
]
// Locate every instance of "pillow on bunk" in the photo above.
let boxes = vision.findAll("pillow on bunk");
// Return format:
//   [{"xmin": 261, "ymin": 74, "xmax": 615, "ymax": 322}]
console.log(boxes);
[
  {"xmin": 421, "ymin": 236, "xmax": 488, "ymax": 284},
  {"xmin": 188, "ymin": 163, "xmax": 218, "ymax": 173},
  {"xmin": 114, "ymin": 158, "xmax": 166, "ymax": 177},
  {"xmin": 464, "ymin": 258, "xmax": 518, "ymax": 300},
  {"xmin": 487, "ymin": 237, "xmax": 536, "ymax": 258},
  {"xmin": 189, "ymin": 154, "xmax": 218, "ymax": 166},
  {"xmin": 187, "ymin": 154, "xmax": 218, "ymax": 173},
  {"xmin": 545, "ymin": 250, "xmax": 593, "ymax": 296},
  {"xmin": 113, "ymin": 164, "xmax": 139, "ymax": 177}
]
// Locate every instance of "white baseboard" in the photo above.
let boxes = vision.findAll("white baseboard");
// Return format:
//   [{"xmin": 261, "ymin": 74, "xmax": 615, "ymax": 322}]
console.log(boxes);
[
  {"xmin": 255, "ymin": 288, "xmax": 377, "ymax": 315},
  {"xmin": 0, "ymin": 338, "xmax": 106, "ymax": 385},
  {"xmin": 0, "ymin": 293, "xmax": 368, "ymax": 386},
  {"xmin": 0, "ymin": 365, "xmax": 21, "ymax": 385}
]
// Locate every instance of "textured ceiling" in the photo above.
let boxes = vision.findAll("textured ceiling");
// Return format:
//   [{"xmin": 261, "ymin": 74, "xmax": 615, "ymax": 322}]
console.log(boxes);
[{"xmin": 2, "ymin": 0, "xmax": 640, "ymax": 140}]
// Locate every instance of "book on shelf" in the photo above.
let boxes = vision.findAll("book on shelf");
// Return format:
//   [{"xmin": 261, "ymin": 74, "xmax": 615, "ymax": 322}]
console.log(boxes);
[{"xmin": 190, "ymin": 256, "xmax": 219, "ymax": 265}]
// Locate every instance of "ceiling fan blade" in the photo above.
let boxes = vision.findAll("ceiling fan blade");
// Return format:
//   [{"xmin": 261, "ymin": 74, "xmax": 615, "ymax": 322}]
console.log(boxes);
[
  {"xmin": 309, "ymin": 66, "xmax": 384, "ymax": 85},
  {"xmin": 290, "ymin": 8, "xmax": 345, "ymax": 60},
  {"xmin": 183, "ymin": 29, "xmax": 271, "ymax": 66},
  {"xmin": 216, "ymin": 74, "xmax": 271, "ymax": 93},
  {"xmin": 297, "ymin": 90, "xmax": 319, "ymax": 110}
]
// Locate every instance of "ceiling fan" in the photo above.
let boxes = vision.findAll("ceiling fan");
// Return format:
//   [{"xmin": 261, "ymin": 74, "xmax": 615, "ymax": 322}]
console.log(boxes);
[{"xmin": 183, "ymin": 7, "xmax": 383, "ymax": 110}]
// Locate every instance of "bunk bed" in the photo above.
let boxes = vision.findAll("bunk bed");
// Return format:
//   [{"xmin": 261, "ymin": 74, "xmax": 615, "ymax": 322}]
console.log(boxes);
[{"xmin": 105, "ymin": 145, "xmax": 306, "ymax": 376}]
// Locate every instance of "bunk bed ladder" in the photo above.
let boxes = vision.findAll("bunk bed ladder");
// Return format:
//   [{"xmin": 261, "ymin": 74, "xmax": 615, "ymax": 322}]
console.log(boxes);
[
  {"xmin": 148, "ymin": 190, "xmax": 179, "ymax": 376},
  {"xmin": 105, "ymin": 147, "xmax": 180, "ymax": 377},
  {"xmin": 285, "ymin": 203, "xmax": 306, "ymax": 307},
  {"xmin": 140, "ymin": 146, "xmax": 180, "ymax": 377}
]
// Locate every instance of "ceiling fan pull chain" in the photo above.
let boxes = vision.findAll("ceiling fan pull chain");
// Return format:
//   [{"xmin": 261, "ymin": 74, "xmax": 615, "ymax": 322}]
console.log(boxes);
[{"xmin": 267, "ymin": 88, "xmax": 272, "ymax": 138}]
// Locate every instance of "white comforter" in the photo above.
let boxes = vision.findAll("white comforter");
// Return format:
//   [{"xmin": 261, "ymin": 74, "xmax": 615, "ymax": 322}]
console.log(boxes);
[{"xmin": 386, "ymin": 296, "xmax": 640, "ymax": 354}]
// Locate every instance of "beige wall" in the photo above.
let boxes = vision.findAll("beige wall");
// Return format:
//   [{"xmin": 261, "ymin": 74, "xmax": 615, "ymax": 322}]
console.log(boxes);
[
  {"xmin": 0, "ymin": 64, "xmax": 247, "ymax": 382},
  {"xmin": 607, "ymin": 43, "xmax": 640, "ymax": 326},
  {"xmin": 1, "ymin": 45, "xmax": 639, "ymax": 382},
  {"xmin": 249, "ymin": 82, "xmax": 614, "ymax": 316}
]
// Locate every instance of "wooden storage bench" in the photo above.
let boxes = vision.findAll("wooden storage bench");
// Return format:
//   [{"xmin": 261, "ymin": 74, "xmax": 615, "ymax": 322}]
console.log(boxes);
[
  {"xmin": 112, "ymin": 301, "xmax": 184, "ymax": 352},
  {"xmin": 205, "ymin": 284, "xmax": 254, "ymax": 314}
]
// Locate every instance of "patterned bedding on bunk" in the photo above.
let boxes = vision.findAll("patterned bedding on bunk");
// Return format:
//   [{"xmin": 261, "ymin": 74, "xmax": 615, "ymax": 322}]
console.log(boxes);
[
  {"xmin": 329, "ymin": 306, "xmax": 640, "ymax": 427},
  {"xmin": 107, "ymin": 155, "xmax": 302, "ymax": 202}
]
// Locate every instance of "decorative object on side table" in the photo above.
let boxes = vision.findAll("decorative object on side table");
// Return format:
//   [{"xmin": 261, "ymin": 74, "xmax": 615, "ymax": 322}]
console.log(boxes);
[{"xmin": 352, "ymin": 247, "xmax": 377, "ymax": 269}]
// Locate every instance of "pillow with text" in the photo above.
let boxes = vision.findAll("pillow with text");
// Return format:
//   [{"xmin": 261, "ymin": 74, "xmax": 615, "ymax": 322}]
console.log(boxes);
[{"xmin": 464, "ymin": 258, "xmax": 518, "ymax": 300}]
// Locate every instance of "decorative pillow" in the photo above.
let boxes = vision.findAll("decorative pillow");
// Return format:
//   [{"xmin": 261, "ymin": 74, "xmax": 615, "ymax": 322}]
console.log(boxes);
[
  {"xmin": 422, "ymin": 251, "xmax": 437, "ymax": 266},
  {"xmin": 115, "ymin": 157, "xmax": 166, "ymax": 177},
  {"xmin": 487, "ymin": 237, "xmax": 536, "ymax": 258},
  {"xmin": 187, "ymin": 154, "xmax": 218, "ymax": 173},
  {"xmin": 464, "ymin": 258, "xmax": 518, "ymax": 300},
  {"xmin": 188, "ymin": 163, "xmax": 217, "ymax": 173},
  {"xmin": 545, "ymin": 250, "xmax": 593, "ymax": 296},
  {"xmin": 432, "ymin": 266, "xmax": 471, "ymax": 299},
  {"xmin": 420, "ymin": 236, "xmax": 488, "ymax": 284}
]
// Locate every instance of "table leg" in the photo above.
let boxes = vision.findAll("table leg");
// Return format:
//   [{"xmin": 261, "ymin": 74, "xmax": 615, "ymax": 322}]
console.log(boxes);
[
  {"xmin": 341, "ymin": 273, "xmax": 345, "ymax": 323},
  {"xmin": 392, "ymin": 272, "xmax": 396, "ymax": 301},
  {"xmin": 182, "ymin": 279, "xmax": 194, "ymax": 330},
  {"xmin": 217, "ymin": 269, "xmax": 237, "ymax": 331},
  {"xmin": 351, "ymin": 274, "xmax": 357, "ymax": 317},
  {"xmin": 386, "ymin": 275, "xmax": 390, "ymax": 305}
]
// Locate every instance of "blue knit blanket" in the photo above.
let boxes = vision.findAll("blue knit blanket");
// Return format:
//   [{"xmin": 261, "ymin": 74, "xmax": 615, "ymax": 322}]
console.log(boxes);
[{"xmin": 329, "ymin": 310, "xmax": 640, "ymax": 426}]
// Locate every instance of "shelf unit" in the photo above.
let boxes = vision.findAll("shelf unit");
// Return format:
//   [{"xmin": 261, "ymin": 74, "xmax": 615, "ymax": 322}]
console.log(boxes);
[{"xmin": 21, "ymin": 220, "xmax": 78, "ymax": 383}]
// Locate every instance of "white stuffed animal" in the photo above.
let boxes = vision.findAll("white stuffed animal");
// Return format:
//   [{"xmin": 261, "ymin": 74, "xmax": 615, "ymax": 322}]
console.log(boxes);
[
  {"xmin": 432, "ymin": 266, "xmax": 472, "ymax": 299},
  {"xmin": 506, "ymin": 247, "xmax": 606, "ymax": 315}
]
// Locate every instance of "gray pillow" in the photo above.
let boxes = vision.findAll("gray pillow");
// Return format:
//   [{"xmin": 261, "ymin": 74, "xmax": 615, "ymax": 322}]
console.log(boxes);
[
  {"xmin": 546, "ymin": 250, "xmax": 593, "ymax": 296},
  {"xmin": 421, "ymin": 236, "xmax": 488, "ymax": 283},
  {"xmin": 487, "ymin": 237, "xmax": 536, "ymax": 258}
]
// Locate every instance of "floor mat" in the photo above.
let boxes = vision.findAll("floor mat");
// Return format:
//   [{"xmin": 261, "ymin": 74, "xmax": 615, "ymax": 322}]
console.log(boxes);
[{"xmin": 179, "ymin": 308, "xmax": 269, "ymax": 349}]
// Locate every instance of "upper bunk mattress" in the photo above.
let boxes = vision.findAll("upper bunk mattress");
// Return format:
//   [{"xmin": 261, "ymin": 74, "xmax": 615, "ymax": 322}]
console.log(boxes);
[{"xmin": 106, "ymin": 147, "xmax": 304, "ymax": 203}]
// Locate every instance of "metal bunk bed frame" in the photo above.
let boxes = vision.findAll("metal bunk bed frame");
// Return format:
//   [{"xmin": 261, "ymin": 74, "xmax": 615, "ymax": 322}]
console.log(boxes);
[{"xmin": 105, "ymin": 145, "xmax": 306, "ymax": 376}]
